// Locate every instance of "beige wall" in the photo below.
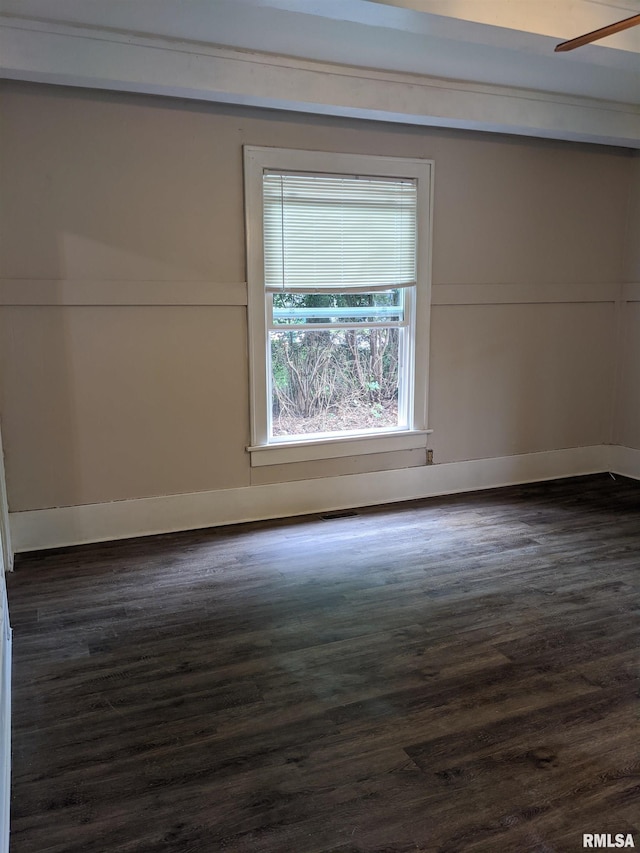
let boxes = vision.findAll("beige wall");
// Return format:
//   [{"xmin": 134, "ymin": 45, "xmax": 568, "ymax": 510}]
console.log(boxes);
[
  {"xmin": 623, "ymin": 154, "xmax": 640, "ymax": 283},
  {"xmin": 614, "ymin": 153, "xmax": 640, "ymax": 451},
  {"xmin": 0, "ymin": 82, "xmax": 634, "ymax": 511},
  {"xmin": 430, "ymin": 302, "xmax": 615, "ymax": 463},
  {"xmin": 0, "ymin": 421, "xmax": 10, "ymax": 570}
]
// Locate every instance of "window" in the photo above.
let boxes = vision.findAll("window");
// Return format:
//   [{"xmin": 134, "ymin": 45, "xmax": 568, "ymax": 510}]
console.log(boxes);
[{"xmin": 244, "ymin": 147, "xmax": 433, "ymax": 466}]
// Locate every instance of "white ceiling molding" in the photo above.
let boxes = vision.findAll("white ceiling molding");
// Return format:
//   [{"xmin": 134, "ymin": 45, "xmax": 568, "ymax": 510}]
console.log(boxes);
[{"xmin": 1, "ymin": 14, "xmax": 639, "ymax": 148}]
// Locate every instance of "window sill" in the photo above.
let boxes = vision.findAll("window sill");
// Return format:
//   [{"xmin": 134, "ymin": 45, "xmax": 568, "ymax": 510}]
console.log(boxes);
[{"xmin": 247, "ymin": 429, "xmax": 432, "ymax": 467}]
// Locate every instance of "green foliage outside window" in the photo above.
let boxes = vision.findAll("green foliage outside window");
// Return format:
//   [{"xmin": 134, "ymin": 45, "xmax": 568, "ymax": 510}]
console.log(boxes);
[{"xmin": 270, "ymin": 293, "xmax": 400, "ymax": 436}]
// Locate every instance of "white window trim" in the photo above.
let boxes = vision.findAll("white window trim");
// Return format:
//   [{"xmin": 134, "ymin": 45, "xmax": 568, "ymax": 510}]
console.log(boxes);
[{"xmin": 244, "ymin": 146, "xmax": 434, "ymax": 467}]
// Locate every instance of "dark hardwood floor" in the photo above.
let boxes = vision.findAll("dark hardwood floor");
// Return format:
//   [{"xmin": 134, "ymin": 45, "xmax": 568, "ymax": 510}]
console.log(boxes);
[{"xmin": 6, "ymin": 474, "xmax": 640, "ymax": 853}]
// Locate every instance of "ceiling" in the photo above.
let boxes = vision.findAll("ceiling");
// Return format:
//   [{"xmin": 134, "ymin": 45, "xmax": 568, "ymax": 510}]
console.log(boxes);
[{"xmin": 1, "ymin": 0, "xmax": 639, "ymax": 147}]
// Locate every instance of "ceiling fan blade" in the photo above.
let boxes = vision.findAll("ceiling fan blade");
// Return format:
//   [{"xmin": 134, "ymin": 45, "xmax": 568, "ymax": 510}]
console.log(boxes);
[{"xmin": 555, "ymin": 13, "xmax": 640, "ymax": 51}]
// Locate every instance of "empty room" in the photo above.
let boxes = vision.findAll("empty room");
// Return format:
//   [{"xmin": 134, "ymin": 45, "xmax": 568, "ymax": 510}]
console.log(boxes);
[{"xmin": 0, "ymin": 1, "xmax": 639, "ymax": 851}]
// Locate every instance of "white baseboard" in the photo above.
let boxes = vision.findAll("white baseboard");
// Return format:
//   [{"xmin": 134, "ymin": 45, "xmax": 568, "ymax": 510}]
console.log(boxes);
[
  {"xmin": 9, "ymin": 444, "xmax": 608, "ymax": 553},
  {"xmin": 606, "ymin": 444, "xmax": 640, "ymax": 481}
]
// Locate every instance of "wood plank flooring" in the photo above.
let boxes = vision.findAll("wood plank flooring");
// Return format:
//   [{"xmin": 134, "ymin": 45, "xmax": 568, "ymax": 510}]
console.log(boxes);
[{"xmin": 6, "ymin": 474, "xmax": 640, "ymax": 852}]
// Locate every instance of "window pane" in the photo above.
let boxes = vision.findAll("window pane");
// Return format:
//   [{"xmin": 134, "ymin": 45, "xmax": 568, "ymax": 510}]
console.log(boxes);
[
  {"xmin": 272, "ymin": 291, "xmax": 403, "ymax": 325},
  {"xmin": 270, "ymin": 327, "xmax": 402, "ymax": 437}
]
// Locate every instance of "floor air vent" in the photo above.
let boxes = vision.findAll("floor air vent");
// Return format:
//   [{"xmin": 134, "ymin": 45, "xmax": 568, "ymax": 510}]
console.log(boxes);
[{"xmin": 320, "ymin": 510, "xmax": 359, "ymax": 520}]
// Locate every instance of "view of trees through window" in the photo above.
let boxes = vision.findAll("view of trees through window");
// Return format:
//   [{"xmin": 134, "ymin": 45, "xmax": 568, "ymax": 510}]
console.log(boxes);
[{"xmin": 269, "ymin": 292, "xmax": 402, "ymax": 437}]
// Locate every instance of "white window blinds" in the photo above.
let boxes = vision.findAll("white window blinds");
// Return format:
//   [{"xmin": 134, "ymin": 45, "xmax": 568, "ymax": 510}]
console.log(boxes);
[{"xmin": 263, "ymin": 171, "xmax": 417, "ymax": 293}]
